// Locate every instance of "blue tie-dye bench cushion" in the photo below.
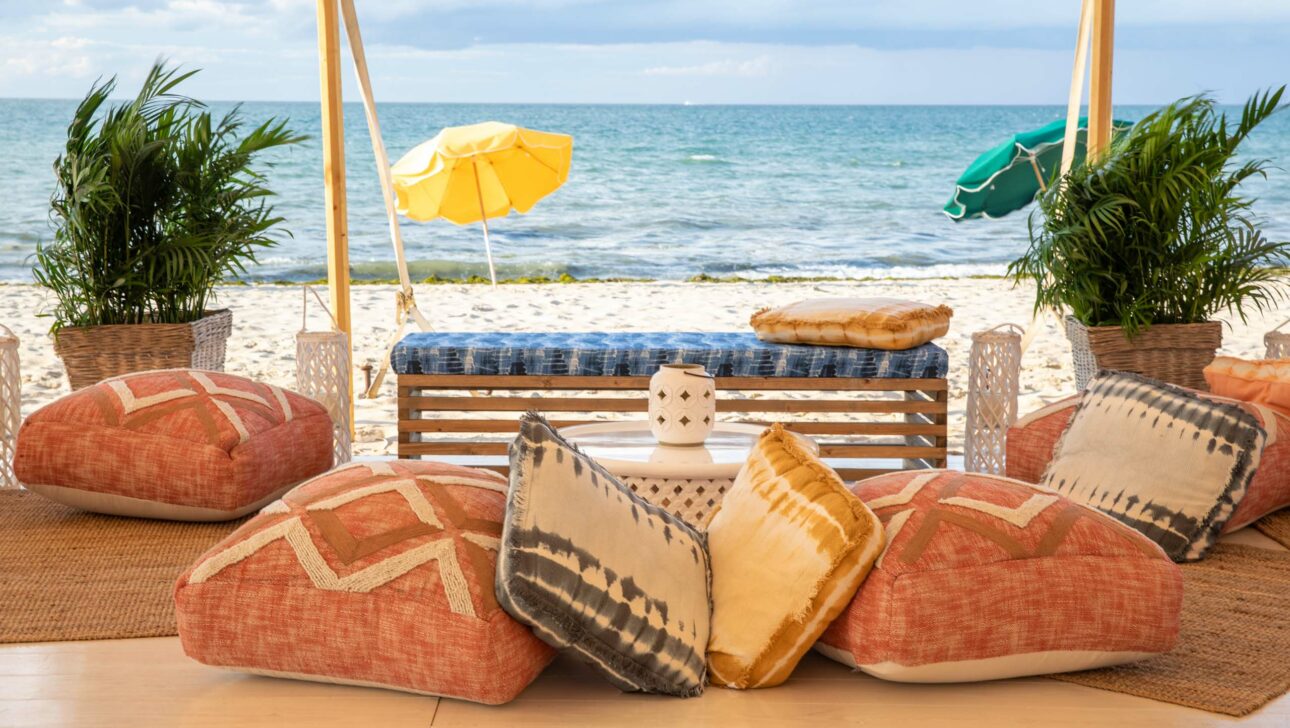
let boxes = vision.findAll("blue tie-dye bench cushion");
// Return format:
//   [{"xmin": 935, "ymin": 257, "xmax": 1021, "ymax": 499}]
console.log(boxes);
[{"xmin": 392, "ymin": 332, "xmax": 949, "ymax": 379}]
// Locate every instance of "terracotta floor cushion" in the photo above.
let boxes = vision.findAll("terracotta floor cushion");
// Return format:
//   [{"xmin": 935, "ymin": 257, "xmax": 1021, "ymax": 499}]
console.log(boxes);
[
  {"xmin": 175, "ymin": 460, "xmax": 555, "ymax": 704},
  {"xmin": 817, "ymin": 470, "xmax": 1182, "ymax": 682},
  {"xmin": 1008, "ymin": 388, "xmax": 1290, "ymax": 532},
  {"xmin": 14, "ymin": 369, "xmax": 334, "ymax": 521}
]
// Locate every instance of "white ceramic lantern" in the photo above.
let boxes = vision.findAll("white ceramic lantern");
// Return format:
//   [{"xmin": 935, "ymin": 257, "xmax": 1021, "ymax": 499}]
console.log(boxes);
[{"xmin": 648, "ymin": 364, "xmax": 717, "ymax": 446}]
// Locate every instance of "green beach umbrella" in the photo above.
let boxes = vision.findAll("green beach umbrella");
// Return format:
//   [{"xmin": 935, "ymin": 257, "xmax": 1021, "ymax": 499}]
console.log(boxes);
[{"xmin": 943, "ymin": 117, "xmax": 1130, "ymax": 221}]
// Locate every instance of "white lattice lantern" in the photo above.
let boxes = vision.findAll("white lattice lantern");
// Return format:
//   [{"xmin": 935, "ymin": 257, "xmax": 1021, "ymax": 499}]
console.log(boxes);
[
  {"xmin": 1265, "ymin": 320, "xmax": 1290, "ymax": 359},
  {"xmin": 965, "ymin": 324, "xmax": 1024, "ymax": 475},
  {"xmin": 0, "ymin": 326, "xmax": 19, "ymax": 488},
  {"xmin": 296, "ymin": 288, "xmax": 352, "ymax": 465}
]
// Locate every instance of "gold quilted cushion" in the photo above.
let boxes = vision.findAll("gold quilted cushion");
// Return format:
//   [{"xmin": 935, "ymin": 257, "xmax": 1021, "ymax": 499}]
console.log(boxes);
[
  {"xmin": 705, "ymin": 424, "xmax": 884, "ymax": 689},
  {"xmin": 750, "ymin": 298, "xmax": 953, "ymax": 350}
]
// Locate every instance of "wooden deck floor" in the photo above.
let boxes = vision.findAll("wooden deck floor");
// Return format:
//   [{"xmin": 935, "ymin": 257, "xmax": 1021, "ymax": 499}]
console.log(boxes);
[{"xmin": 1, "ymin": 530, "xmax": 1285, "ymax": 728}]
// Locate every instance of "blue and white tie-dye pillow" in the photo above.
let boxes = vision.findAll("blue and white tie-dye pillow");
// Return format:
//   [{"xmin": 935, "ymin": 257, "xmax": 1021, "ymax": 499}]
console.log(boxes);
[
  {"xmin": 1040, "ymin": 371, "xmax": 1266, "ymax": 562},
  {"xmin": 496, "ymin": 413, "xmax": 712, "ymax": 697}
]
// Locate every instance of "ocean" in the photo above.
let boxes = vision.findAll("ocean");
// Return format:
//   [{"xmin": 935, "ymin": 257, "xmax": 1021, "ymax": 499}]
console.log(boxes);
[{"xmin": 2, "ymin": 100, "xmax": 1288, "ymax": 282}]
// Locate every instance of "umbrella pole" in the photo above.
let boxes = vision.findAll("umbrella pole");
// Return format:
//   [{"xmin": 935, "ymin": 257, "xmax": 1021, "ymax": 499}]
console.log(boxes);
[
  {"xmin": 473, "ymin": 160, "xmax": 499, "ymax": 287},
  {"xmin": 1028, "ymin": 155, "xmax": 1048, "ymax": 194},
  {"xmin": 480, "ymin": 216, "xmax": 498, "ymax": 288}
]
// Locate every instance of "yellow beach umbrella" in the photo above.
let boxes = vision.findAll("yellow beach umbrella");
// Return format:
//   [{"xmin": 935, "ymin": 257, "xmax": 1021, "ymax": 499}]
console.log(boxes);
[{"xmin": 391, "ymin": 121, "xmax": 573, "ymax": 286}]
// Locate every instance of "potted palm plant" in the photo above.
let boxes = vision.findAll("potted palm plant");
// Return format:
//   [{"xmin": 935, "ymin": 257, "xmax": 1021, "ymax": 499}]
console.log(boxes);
[
  {"xmin": 37, "ymin": 62, "xmax": 304, "ymax": 390},
  {"xmin": 1009, "ymin": 88, "xmax": 1289, "ymax": 390}
]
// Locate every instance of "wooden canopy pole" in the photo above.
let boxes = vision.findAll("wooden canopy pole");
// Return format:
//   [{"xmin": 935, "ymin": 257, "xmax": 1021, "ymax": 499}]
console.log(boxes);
[
  {"xmin": 1087, "ymin": 0, "xmax": 1116, "ymax": 160},
  {"xmin": 1060, "ymin": 0, "xmax": 1093, "ymax": 176},
  {"xmin": 315, "ymin": 0, "xmax": 354, "ymax": 424}
]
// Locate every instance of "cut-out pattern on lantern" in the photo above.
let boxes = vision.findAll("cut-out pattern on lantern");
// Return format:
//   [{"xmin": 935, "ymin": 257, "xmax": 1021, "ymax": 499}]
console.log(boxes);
[
  {"xmin": 1265, "ymin": 319, "xmax": 1290, "ymax": 359},
  {"xmin": 648, "ymin": 364, "xmax": 717, "ymax": 446},
  {"xmin": 966, "ymin": 324, "xmax": 1023, "ymax": 475},
  {"xmin": 0, "ymin": 325, "xmax": 17, "ymax": 488},
  {"xmin": 295, "ymin": 288, "xmax": 352, "ymax": 465}
]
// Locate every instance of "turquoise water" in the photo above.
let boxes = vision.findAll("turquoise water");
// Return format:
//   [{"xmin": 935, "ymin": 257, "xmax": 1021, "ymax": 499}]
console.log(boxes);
[{"xmin": 2, "ymin": 100, "xmax": 1288, "ymax": 282}]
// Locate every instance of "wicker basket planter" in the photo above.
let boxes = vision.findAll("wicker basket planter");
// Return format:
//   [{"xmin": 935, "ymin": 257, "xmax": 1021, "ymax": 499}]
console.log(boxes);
[
  {"xmin": 1064, "ymin": 315, "xmax": 1221, "ymax": 391},
  {"xmin": 53, "ymin": 309, "xmax": 233, "ymax": 390}
]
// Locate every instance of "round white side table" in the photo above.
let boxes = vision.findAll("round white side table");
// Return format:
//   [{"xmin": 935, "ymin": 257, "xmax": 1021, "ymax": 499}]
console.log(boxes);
[{"xmin": 559, "ymin": 421, "xmax": 817, "ymax": 528}]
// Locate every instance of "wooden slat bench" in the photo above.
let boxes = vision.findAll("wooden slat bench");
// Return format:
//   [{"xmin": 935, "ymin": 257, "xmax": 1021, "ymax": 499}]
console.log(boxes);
[{"xmin": 393, "ymin": 332, "xmax": 949, "ymax": 481}]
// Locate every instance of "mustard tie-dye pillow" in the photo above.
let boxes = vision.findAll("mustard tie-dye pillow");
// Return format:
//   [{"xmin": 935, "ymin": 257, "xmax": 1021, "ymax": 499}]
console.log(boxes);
[{"xmin": 705, "ymin": 424, "xmax": 884, "ymax": 688}]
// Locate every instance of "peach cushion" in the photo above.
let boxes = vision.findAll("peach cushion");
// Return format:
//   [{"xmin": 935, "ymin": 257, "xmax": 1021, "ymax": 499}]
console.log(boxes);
[
  {"xmin": 1008, "ymin": 392, "xmax": 1290, "ymax": 532},
  {"xmin": 816, "ymin": 470, "xmax": 1182, "ymax": 682},
  {"xmin": 175, "ymin": 460, "xmax": 556, "ymax": 704},
  {"xmin": 750, "ymin": 298, "xmax": 953, "ymax": 350},
  {"xmin": 14, "ymin": 369, "xmax": 334, "ymax": 521},
  {"xmin": 1205, "ymin": 356, "xmax": 1290, "ymax": 415}
]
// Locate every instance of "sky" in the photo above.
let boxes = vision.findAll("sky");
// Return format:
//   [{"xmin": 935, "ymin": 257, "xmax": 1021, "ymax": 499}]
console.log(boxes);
[{"xmin": 1, "ymin": 0, "xmax": 1289, "ymax": 105}]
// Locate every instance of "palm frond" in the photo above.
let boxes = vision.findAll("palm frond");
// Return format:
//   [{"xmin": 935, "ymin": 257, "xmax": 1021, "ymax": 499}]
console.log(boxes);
[
  {"xmin": 1008, "ymin": 88, "xmax": 1289, "ymax": 337},
  {"xmin": 36, "ymin": 60, "xmax": 306, "ymax": 330}
]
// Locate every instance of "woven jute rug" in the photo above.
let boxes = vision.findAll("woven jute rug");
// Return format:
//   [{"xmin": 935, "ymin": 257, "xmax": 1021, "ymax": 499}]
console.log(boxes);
[
  {"xmin": 0, "ymin": 489, "xmax": 244, "ymax": 643},
  {"xmin": 1255, "ymin": 509, "xmax": 1290, "ymax": 549},
  {"xmin": 1050, "ymin": 542, "xmax": 1290, "ymax": 716}
]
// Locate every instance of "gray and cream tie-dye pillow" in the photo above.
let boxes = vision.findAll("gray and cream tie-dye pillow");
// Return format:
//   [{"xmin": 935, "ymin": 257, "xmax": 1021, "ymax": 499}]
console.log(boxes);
[
  {"xmin": 496, "ymin": 413, "xmax": 712, "ymax": 697},
  {"xmin": 1040, "ymin": 371, "xmax": 1266, "ymax": 562}
]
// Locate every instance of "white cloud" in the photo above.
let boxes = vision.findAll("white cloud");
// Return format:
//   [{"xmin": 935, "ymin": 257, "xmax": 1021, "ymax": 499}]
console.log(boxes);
[
  {"xmin": 0, "ymin": 36, "xmax": 95, "ymax": 78},
  {"xmin": 623, "ymin": 0, "xmax": 1290, "ymax": 30},
  {"xmin": 39, "ymin": 1, "xmax": 267, "ymax": 38},
  {"xmin": 364, "ymin": 44, "xmax": 503, "ymax": 63},
  {"xmin": 0, "ymin": 1, "xmax": 1287, "ymax": 103},
  {"xmin": 642, "ymin": 55, "xmax": 770, "ymax": 78}
]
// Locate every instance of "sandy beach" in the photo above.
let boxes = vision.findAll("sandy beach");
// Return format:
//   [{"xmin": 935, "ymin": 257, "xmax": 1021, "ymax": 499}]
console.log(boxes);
[{"xmin": 2, "ymin": 278, "xmax": 1285, "ymax": 458}]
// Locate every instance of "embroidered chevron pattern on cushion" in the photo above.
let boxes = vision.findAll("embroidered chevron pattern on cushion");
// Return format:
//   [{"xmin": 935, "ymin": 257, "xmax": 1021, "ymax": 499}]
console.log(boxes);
[
  {"xmin": 496, "ymin": 413, "xmax": 711, "ymax": 697},
  {"xmin": 174, "ymin": 460, "xmax": 555, "ymax": 704},
  {"xmin": 817, "ymin": 470, "xmax": 1183, "ymax": 682},
  {"xmin": 705, "ymin": 423, "xmax": 883, "ymax": 689},
  {"xmin": 1039, "ymin": 372, "xmax": 1266, "ymax": 562},
  {"xmin": 14, "ymin": 369, "xmax": 333, "ymax": 520}
]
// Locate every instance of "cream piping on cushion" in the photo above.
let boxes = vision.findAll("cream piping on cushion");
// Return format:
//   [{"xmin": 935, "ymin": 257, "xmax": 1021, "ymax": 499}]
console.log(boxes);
[
  {"xmin": 307, "ymin": 478, "xmax": 444, "ymax": 526},
  {"xmin": 814, "ymin": 643, "xmax": 1157, "ymax": 684},
  {"xmin": 23, "ymin": 480, "xmax": 295, "ymax": 522},
  {"xmin": 865, "ymin": 471, "xmax": 941, "ymax": 509},
  {"xmin": 107, "ymin": 379, "xmax": 196, "ymax": 413},
  {"xmin": 874, "ymin": 508, "xmax": 915, "ymax": 569},
  {"xmin": 188, "ymin": 515, "xmax": 477, "ymax": 615},
  {"xmin": 937, "ymin": 493, "xmax": 1060, "ymax": 529},
  {"xmin": 186, "ymin": 461, "xmax": 506, "ymax": 617},
  {"xmin": 415, "ymin": 473, "xmax": 510, "ymax": 494}
]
